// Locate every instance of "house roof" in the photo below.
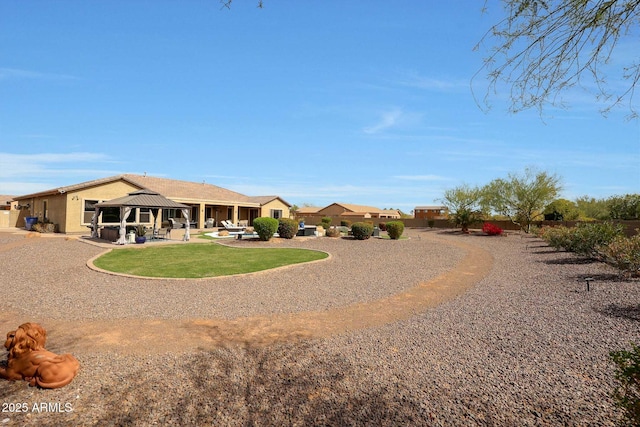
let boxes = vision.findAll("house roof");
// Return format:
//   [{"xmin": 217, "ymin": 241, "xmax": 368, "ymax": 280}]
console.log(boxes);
[
  {"xmin": 415, "ymin": 206, "xmax": 447, "ymax": 210},
  {"xmin": 247, "ymin": 195, "xmax": 292, "ymax": 207},
  {"xmin": 96, "ymin": 190, "xmax": 189, "ymax": 209},
  {"xmin": 13, "ymin": 175, "xmax": 140, "ymax": 199},
  {"xmin": 326, "ymin": 203, "xmax": 389, "ymax": 214},
  {"xmin": 122, "ymin": 174, "xmax": 254, "ymax": 204},
  {"xmin": 296, "ymin": 206, "xmax": 321, "ymax": 214},
  {"xmin": 13, "ymin": 174, "xmax": 287, "ymax": 207},
  {"xmin": 0, "ymin": 195, "xmax": 14, "ymax": 205}
]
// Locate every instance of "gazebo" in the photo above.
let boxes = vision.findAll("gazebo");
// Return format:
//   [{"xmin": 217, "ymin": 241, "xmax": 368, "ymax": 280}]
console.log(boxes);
[{"xmin": 91, "ymin": 189, "xmax": 191, "ymax": 244}]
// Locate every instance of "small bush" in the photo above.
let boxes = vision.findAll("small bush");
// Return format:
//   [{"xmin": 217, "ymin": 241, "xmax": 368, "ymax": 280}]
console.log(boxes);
[
  {"xmin": 253, "ymin": 217, "xmax": 278, "ymax": 241},
  {"xmin": 385, "ymin": 221, "xmax": 405, "ymax": 240},
  {"xmin": 571, "ymin": 222, "xmax": 624, "ymax": 258},
  {"xmin": 278, "ymin": 218, "xmax": 299, "ymax": 239},
  {"xmin": 351, "ymin": 222, "xmax": 373, "ymax": 240},
  {"xmin": 482, "ymin": 222, "xmax": 503, "ymax": 236},
  {"xmin": 540, "ymin": 226, "xmax": 574, "ymax": 251},
  {"xmin": 378, "ymin": 222, "xmax": 387, "ymax": 231},
  {"xmin": 610, "ymin": 342, "xmax": 640, "ymax": 425},
  {"xmin": 340, "ymin": 220, "xmax": 351, "ymax": 227},
  {"xmin": 427, "ymin": 220, "xmax": 435, "ymax": 228},
  {"xmin": 325, "ymin": 227, "xmax": 341, "ymax": 238},
  {"xmin": 600, "ymin": 234, "xmax": 640, "ymax": 278},
  {"xmin": 321, "ymin": 217, "xmax": 332, "ymax": 229}
]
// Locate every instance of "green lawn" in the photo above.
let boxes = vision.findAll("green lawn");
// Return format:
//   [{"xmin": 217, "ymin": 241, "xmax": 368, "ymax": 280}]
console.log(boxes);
[{"xmin": 93, "ymin": 243, "xmax": 328, "ymax": 278}]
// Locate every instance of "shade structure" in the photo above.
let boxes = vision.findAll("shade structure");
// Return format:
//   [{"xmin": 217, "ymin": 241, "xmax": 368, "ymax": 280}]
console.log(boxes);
[{"xmin": 91, "ymin": 189, "xmax": 191, "ymax": 244}]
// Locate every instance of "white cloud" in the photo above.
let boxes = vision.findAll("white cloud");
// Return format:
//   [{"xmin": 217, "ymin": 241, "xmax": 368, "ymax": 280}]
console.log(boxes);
[
  {"xmin": 0, "ymin": 67, "xmax": 77, "ymax": 81},
  {"xmin": 0, "ymin": 152, "xmax": 113, "ymax": 179},
  {"xmin": 393, "ymin": 174, "xmax": 450, "ymax": 181},
  {"xmin": 363, "ymin": 108, "xmax": 403, "ymax": 134}
]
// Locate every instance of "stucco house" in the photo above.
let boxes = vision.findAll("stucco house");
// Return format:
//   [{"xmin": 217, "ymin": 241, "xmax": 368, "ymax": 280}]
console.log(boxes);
[
  {"xmin": 11, "ymin": 174, "xmax": 291, "ymax": 234},
  {"xmin": 414, "ymin": 205, "xmax": 449, "ymax": 220},
  {"xmin": 293, "ymin": 202, "xmax": 401, "ymax": 225},
  {"xmin": 314, "ymin": 203, "xmax": 400, "ymax": 219}
]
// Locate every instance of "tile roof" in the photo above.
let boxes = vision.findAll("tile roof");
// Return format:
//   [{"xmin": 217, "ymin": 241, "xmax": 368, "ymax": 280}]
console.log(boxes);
[
  {"xmin": 331, "ymin": 203, "xmax": 388, "ymax": 213},
  {"xmin": 122, "ymin": 174, "xmax": 253, "ymax": 204},
  {"xmin": 0, "ymin": 195, "xmax": 15, "ymax": 205},
  {"xmin": 14, "ymin": 174, "xmax": 272, "ymax": 206},
  {"xmin": 247, "ymin": 195, "xmax": 291, "ymax": 207}
]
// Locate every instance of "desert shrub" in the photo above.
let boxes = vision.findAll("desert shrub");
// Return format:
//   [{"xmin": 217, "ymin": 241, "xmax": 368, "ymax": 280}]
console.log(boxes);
[
  {"xmin": 571, "ymin": 222, "xmax": 624, "ymax": 257},
  {"xmin": 600, "ymin": 234, "xmax": 640, "ymax": 278},
  {"xmin": 540, "ymin": 226, "xmax": 574, "ymax": 251},
  {"xmin": 378, "ymin": 222, "xmax": 387, "ymax": 231},
  {"xmin": 482, "ymin": 222, "xmax": 503, "ymax": 236},
  {"xmin": 385, "ymin": 221, "xmax": 405, "ymax": 240},
  {"xmin": 32, "ymin": 220, "xmax": 56, "ymax": 233},
  {"xmin": 340, "ymin": 220, "xmax": 351, "ymax": 227},
  {"xmin": 427, "ymin": 219, "xmax": 435, "ymax": 228},
  {"xmin": 351, "ymin": 222, "xmax": 373, "ymax": 240},
  {"xmin": 325, "ymin": 227, "xmax": 341, "ymax": 238},
  {"xmin": 253, "ymin": 217, "xmax": 278, "ymax": 241},
  {"xmin": 610, "ymin": 343, "xmax": 640, "ymax": 426},
  {"xmin": 277, "ymin": 218, "xmax": 298, "ymax": 239},
  {"xmin": 320, "ymin": 217, "xmax": 332, "ymax": 229}
]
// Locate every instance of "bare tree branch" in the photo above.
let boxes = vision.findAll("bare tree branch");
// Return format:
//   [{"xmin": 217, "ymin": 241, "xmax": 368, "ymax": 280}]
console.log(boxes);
[{"xmin": 474, "ymin": 0, "xmax": 640, "ymax": 118}]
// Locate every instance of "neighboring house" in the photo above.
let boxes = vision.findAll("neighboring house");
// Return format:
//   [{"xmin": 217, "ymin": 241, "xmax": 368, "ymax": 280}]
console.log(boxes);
[
  {"xmin": 295, "ymin": 206, "xmax": 322, "ymax": 216},
  {"xmin": 11, "ymin": 174, "xmax": 291, "ymax": 234},
  {"xmin": 414, "ymin": 205, "xmax": 449, "ymax": 220},
  {"xmin": 294, "ymin": 202, "xmax": 401, "ymax": 224},
  {"xmin": 316, "ymin": 203, "xmax": 401, "ymax": 219},
  {"xmin": 0, "ymin": 195, "xmax": 14, "ymax": 211},
  {"xmin": 0, "ymin": 195, "xmax": 15, "ymax": 228}
]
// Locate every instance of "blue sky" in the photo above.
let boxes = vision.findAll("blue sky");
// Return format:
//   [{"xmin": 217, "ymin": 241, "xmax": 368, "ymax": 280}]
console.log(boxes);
[{"xmin": 1, "ymin": 1, "xmax": 639, "ymax": 212}]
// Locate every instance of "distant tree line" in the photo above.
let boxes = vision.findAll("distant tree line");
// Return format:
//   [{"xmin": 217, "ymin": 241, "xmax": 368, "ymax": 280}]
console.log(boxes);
[{"xmin": 440, "ymin": 167, "xmax": 639, "ymax": 233}]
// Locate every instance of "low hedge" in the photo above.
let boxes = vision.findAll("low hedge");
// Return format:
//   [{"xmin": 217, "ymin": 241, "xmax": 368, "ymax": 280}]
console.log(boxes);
[
  {"xmin": 385, "ymin": 221, "xmax": 405, "ymax": 240},
  {"xmin": 278, "ymin": 218, "xmax": 299, "ymax": 239},
  {"xmin": 351, "ymin": 222, "xmax": 373, "ymax": 240},
  {"xmin": 253, "ymin": 217, "xmax": 279, "ymax": 241}
]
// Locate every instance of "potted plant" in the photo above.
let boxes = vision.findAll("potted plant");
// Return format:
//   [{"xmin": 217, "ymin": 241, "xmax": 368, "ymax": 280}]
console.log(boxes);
[{"xmin": 134, "ymin": 225, "xmax": 147, "ymax": 244}]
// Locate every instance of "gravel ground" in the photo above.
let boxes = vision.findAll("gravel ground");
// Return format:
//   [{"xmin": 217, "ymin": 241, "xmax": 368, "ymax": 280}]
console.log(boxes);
[{"xmin": 0, "ymin": 228, "xmax": 638, "ymax": 426}]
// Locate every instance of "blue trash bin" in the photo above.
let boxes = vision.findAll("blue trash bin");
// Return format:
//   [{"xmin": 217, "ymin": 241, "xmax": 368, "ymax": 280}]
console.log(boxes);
[{"xmin": 25, "ymin": 216, "xmax": 38, "ymax": 231}]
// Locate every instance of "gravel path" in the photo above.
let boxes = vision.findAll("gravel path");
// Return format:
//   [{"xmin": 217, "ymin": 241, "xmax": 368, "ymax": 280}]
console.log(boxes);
[{"xmin": 0, "ymin": 228, "xmax": 638, "ymax": 426}]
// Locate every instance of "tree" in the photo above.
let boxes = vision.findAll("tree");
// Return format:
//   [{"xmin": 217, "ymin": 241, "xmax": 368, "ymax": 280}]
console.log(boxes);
[
  {"xmin": 607, "ymin": 194, "xmax": 640, "ymax": 219},
  {"xmin": 475, "ymin": 0, "xmax": 640, "ymax": 117},
  {"xmin": 543, "ymin": 198, "xmax": 580, "ymax": 221},
  {"xmin": 483, "ymin": 168, "xmax": 562, "ymax": 232},
  {"xmin": 575, "ymin": 195, "xmax": 611, "ymax": 220},
  {"xmin": 439, "ymin": 184, "xmax": 486, "ymax": 232}
]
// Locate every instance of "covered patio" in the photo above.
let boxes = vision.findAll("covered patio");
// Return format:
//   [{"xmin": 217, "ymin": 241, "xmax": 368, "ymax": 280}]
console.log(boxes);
[{"xmin": 90, "ymin": 189, "xmax": 191, "ymax": 244}]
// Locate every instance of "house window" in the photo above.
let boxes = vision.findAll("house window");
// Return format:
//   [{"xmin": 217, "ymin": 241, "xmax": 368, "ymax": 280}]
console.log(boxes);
[
  {"xmin": 270, "ymin": 209, "xmax": 282, "ymax": 219},
  {"xmin": 139, "ymin": 208, "xmax": 151, "ymax": 223},
  {"xmin": 101, "ymin": 207, "xmax": 135, "ymax": 224},
  {"xmin": 84, "ymin": 200, "xmax": 99, "ymax": 224}
]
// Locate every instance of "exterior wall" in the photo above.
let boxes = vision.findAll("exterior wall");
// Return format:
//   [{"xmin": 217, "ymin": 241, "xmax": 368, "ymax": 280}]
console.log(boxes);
[
  {"xmin": 259, "ymin": 199, "xmax": 290, "ymax": 220},
  {"xmin": 0, "ymin": 210, "xmax": 10, "ymax": 228},
  {"xmin": 414, "ymin": 207, "xmax": 448, "ymax": 220},
  {"xmin": 65, "ymin": 181, "xmax": 142, "ymax": 233},
  {"xmin": 316, "ymin": 204, "xmax": 349, "ymax": 217}
]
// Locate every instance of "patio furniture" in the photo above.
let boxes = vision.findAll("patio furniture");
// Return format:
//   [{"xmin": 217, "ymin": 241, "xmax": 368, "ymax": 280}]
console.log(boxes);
[
  {"xmin": 296, "ymin": 225, "xmax": 317, "ymax": 237},
  {"xmin": 221, "ymin": 220, "xmax": 245, "ymax": 233},
  {"xmin": 169, "ymin": 218, "xmax": 182, "ymax": 229},
  {"xmin": 154, "ymin": 227, "xmax": 171, "ymax": 240}
]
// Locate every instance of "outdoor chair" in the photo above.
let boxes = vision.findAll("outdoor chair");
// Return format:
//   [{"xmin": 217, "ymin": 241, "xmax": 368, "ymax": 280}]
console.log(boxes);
[
  {"xmin": 168, "ymin": 218, "xmax": 182, "ymax": 229},
  {"xmin": 221, "ymin": 220, "xmax": 245, "ymax": 233}
]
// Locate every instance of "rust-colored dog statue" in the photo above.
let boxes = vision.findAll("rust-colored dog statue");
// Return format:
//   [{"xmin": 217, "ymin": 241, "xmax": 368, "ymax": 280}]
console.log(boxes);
[{"xmin": 0, "ymin": 322, "xmax": 80, "ymax": 388}]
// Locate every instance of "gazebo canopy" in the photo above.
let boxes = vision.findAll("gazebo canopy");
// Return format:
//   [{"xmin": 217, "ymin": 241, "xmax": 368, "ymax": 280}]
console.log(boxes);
[
  {"xmin": 96, "ymin": 189, "xmax": 189, "ymax": 209},
  {"xmin": 92, "ymin": 189, "xmax": 191, "ymax": 244}
]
